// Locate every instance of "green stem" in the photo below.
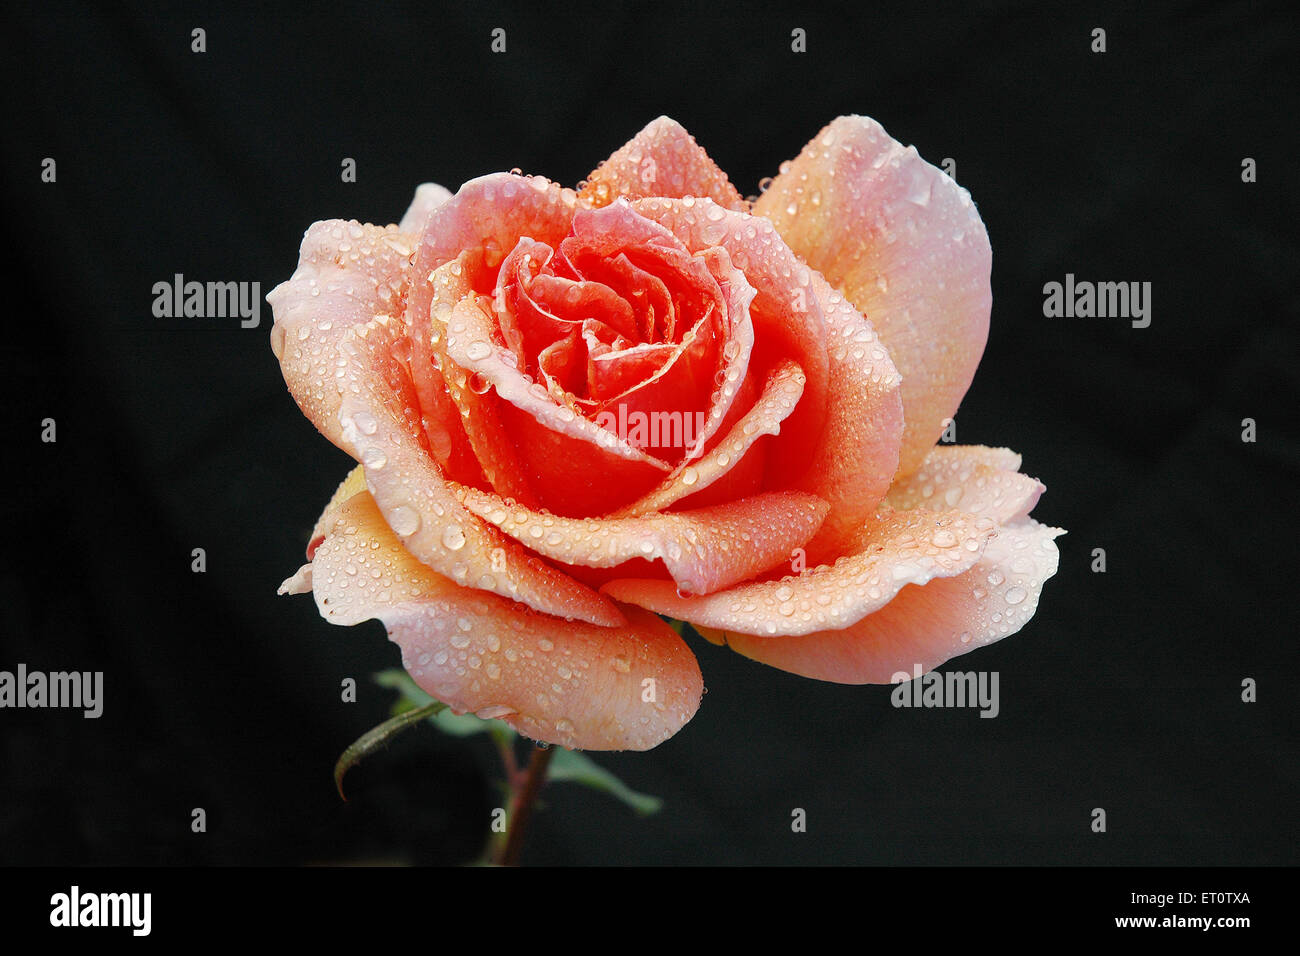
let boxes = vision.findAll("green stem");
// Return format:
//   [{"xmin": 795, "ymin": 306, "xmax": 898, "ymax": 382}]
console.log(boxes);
[{"xmin": 495, "ymin": 744, "xmax": 556, "ymax": 866}]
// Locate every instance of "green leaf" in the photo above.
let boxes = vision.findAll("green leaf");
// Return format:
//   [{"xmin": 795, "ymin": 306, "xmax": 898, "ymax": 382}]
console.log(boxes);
[
  {"xmin": 375, "ymin": 668, "xmax": 436, "ymax": 710},
  {"xmin": 547, "ymin": 748, "xmax": 663, "ymax": 816},
  {"xmin": 333, "ymin": 699, "xmax": 445, "ymax": 801},
  {"xmin": 375, "ymin": 669, "xmax": 518, "ymax": 741}
]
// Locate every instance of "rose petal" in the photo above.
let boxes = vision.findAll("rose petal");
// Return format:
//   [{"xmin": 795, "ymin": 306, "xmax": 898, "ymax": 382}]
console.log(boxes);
[
  {"xmin": 401, "ymin": 174, "xmax": 580, "ymax": 475},
  {"xmin": 332, "ymin": 315, "xmax": 624, "ymax": 626},
  {"xmin": 398, "ymin": 182, "xmax": 454, "ymax": 234},
  {"xmin": 603, "ymin": 508, "xmax": 996, "ymax": 637},
  {"xmin": 794, "ymin": 270, "xmax": 903, "ymax": 562},
  {"xmin": 581, "ymin": 116, "xmax": 747, "ymax": 211},
  {"xmin": 439, "ymin": 283, "xmax": 675, "ymax": 516},
  {"xmin": 754, "ymin": 115, "xmax": 992, "ymax": 477},
  {"xmin": 612, "ymin": 359, "xmax": 805, "ymax": 516},
  {"xmin": 633, "ymin": 197, "xmax": 830, "ymax": 485},
  {"xmin": 309, "ymin": 491, "xmax": 703, "ymax": 750},
  {"xmin": 409, "ymin": 172, "xmax": 578, "ymax": 280},
  {"xmin": 722, "ymin": 519, "xmax": 1064, "ymax": 683},
  {"xmin": 633, "ymin": 197, "xmax": 906, "ymax": 537},
  {"xmin": 886, "ymin": 445, "xmax": 1044, "ymax": 524},
  {"xmin": 456, "ymin": 484, "xmax": 829, "ymax": 595},
  {"xmin": 268, "ymin": 218, "xmax": 418, "ymax": 452},
  {"xmin": 425, "ymin": 252, "xmax": 540, "ymax": 505}
]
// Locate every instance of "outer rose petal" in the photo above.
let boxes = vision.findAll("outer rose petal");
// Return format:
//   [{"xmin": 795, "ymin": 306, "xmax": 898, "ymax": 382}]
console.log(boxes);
[
  {"xmin": 399, "ymin": 182, "xmax": 454, "ymax": 234},
  {"xmin": 721, "ymin": 519, "xmax": 1064, "ymax": 683},
  {"xmin": 267, "ymin": 219, "xmax": 418, "ymax": 452},
  {"xmin": 581, "ymin": 116, "xmax": 748, "ymax": 212},
  {"xmin": 333, "ymin": 315, "xmax": 624, "ymax": 627},
  {"xmin": 603, "ymin": 508, "xmax": 997, "ymax": 637},
  {"xmin": 310, "ymin": 491, "xmax": 703, "ymax": 750},
  {"xmin": 455, "ymin": 484, "xmax": 829, "ymax": 595},
  {"xmin": 755, "ymin": 115, "xmax": 992, "ymax": 477},
  {"xmin": 886, "ymin": 445, "xmax": 1044, "ymax": 524}
]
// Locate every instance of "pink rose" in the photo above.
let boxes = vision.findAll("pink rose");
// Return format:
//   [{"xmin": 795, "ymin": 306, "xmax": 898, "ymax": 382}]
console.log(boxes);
[{"xmin": 270, "ymin": 116, "xmax": 1062, "ymax": 750}]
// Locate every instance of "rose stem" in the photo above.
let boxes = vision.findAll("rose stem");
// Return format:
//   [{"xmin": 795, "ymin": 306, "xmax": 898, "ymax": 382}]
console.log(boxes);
[{"xmin": 495, "ymin": 743, "xmax": 557, "ymax": 866}]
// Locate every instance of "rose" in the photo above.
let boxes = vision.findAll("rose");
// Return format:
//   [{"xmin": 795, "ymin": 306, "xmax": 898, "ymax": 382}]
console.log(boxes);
[{"xmin": 270, "ymin": 116, "xmax": 1062, "ymax": 751}]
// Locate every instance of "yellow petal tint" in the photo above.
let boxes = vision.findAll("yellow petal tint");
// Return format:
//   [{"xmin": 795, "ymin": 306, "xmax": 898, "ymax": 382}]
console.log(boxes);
[
  {"xmin": 755, "ymin": 115, "xmax": 992, "ymax": 478},
  {"xmin": 309, "ymin": 490, "xmax": 703, "ymax": 750},
  {"xmin": 581, "ymin": 116, "xmax": 748, "ymax": 211}
]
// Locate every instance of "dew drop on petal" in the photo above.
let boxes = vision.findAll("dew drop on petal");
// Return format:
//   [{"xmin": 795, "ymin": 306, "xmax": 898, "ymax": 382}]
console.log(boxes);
[
  {"xmin": 441, "ymin": 524, "xmax": 467, "ymax": 551},
  {"xmin": 388, "ymin": 505, "xmax": 420, "ymax": 537}
]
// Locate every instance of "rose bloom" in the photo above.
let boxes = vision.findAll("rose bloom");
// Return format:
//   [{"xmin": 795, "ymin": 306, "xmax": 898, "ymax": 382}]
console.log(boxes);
[{"xmin": 271, "ymin": 116, "xmax": 1062, "ymax": 751}]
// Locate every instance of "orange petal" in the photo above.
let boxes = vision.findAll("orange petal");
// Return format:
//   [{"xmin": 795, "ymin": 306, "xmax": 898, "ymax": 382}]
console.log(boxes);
[
  {"xmin": 631, "ymin": 197, "xmax": 906, "ymax": 544},
  {"xmin": 755, "ymin": 115, "xmax": 992, "ymax": 477},
  {"xmin": 611, "ymin": 359, "xmax": 805, "ymax": 516},
  {"xmin": 723, "ymin": 519, "xmax": 1064, "ymax": 683},
  {"xmin": 424, "ymin": 253, "xmax": 540, "ymax": 505},
  {"xmin": 456, "ymin": 484, "xmax": 828, "ymax": 595},
  {"xmin": 794, "ymin": 270, "xmax": 903, "ymax": 562},
  {"xmin": 632, "ymin": 197, "xmax": 831, "ymax": 487},
  {"xmin": 581, "ymin": 116, "xmax": 747, "ymax": 211},
  {"xmin": 439, "ymin": 288, "xmax": 673, "ymax": 516},
  {"xmin": 886, "ymin": 445, "xmax": 1044, "ymax": 524},
  {"xmin": 310, "ymin": 491, "xmax": 704, "ymax": 750},
  {"xmin": 602, "ymin": 508, "xmax": 996, "ymax": 637},
  {"xmin": 332, "ymin": 314, "xmax": 624, "ymax": 626}
]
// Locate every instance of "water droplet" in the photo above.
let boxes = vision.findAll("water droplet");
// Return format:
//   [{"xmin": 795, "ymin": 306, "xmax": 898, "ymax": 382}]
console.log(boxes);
[
  {"xmin": 353, "ymin": 410, "xmax": 379, "ymax": 435},
  {"xmin": 1004, "ymin": 586, "xmax": 1028, "ymax": 606},
  {"xmin": 681, "ymin": 467, "xmax": 699, "ymax": 486},
  {"xmin": 389, "ymin": 505, "xmax": 420, "ymax": 536},
  {"xmin": 931, "ymin": 529, "xmax": 957, "ymax": 548},
  {"xmin": 441, "ymin": 524, "xmax": 467, "ymax": 551}
]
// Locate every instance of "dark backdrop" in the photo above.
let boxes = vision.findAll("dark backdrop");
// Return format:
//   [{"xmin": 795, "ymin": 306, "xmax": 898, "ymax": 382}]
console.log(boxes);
[{"xmin": 2, "ymin": 0, "xmax": 1296, "ymax": 866}]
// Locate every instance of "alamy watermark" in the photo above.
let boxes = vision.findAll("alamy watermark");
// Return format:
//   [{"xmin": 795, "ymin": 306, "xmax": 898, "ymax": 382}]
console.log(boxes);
[
  {"xmin": 50, "ymin": 886, "xmax": 150, "ymax": 936},
  {"xmin": 890, "ymin": 663, "xmax": 999, "ymax": 718},
  {"xmin": 0, "ymin": 664, "xmax": 102, "ymax": 718},
  {"xmin": 152, "ymin": 273, "xmax": 260, "ymax": 327},
  {"xmin": 593, "ymin": 404, "xmax": 707, "ymax": 450},
  {"xmin": 1042, "ymin": 273, "xmax": 1151, "ymax": 328}
]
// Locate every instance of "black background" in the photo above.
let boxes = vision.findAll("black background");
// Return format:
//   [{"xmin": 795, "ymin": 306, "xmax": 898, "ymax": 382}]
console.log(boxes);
[{"xmin": 2, "ymin": 0, "xmax": 1296, "ymax": 869}]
